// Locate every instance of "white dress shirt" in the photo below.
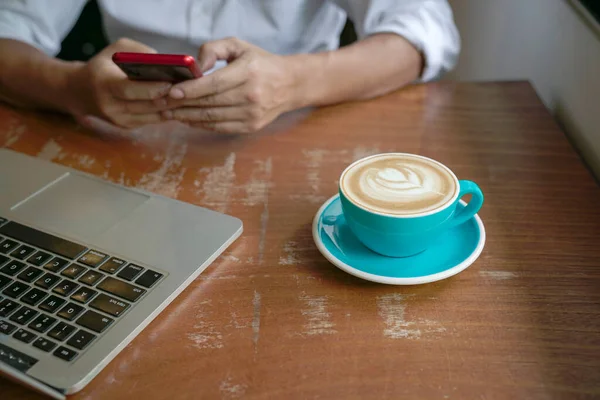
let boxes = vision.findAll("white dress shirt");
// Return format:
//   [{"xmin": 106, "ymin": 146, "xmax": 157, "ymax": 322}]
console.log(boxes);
[{"xmin": 0, "ymin": 0, "xmax": 460, "ymax": 81}]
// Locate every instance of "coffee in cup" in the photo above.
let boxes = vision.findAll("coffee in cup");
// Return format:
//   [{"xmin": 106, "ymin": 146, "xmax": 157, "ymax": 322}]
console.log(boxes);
[
  {"xmin": 338, "ymin": 153, "xmax": 484, "ymax": 257},
  {"xmin": 340, "ymin": 153, "xmax": 458, "ymax": 217}
]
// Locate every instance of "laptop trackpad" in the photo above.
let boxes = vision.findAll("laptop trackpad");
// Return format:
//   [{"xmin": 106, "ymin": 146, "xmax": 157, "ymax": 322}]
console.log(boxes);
[{"xmin": 11, "ymin": 173, "xmax": 149, "ymax": 240}]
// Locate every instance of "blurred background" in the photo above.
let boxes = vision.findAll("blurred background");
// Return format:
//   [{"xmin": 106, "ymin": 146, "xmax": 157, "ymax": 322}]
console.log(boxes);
[
  {"xmin": 445, "ymin": 0, "xmax": 600, "ymax": 179},
  {"xmin": 58, "ymin": 0, "xmax": 600, "ymax": 178}
]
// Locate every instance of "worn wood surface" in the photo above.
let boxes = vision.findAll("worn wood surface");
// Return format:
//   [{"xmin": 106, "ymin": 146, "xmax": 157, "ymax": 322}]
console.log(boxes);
[{"xmin": 1, "ymin": 81, "xmax": 599, "ymax": 399}]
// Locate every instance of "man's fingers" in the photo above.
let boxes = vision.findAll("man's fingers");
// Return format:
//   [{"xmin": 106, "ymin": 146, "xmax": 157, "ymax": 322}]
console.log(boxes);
[
  {"xmin": 121, "ymin": 98, "xmax": 174, "ymax": 114},
  {"xmin": 171, "ymin": 106, "xmax": 256, "ymax": 123},
  {"xmin": 78, "ymin": 112, "xmax": 165, "ymax": 134},
  {"xmin": 112, "ymin": 37, "xmax": 158, "ymax": 54},
  {"xmin": 118, "ymin": 113, "xmax": 165, "ymax": 128},
  {"xmin": 166, "ymin": 85, "xmax": 247, "ymax": 108},
  {"xmin": 169, "ymin": 60, "xmax": 248, "ymax": 100},
  {"xmin": 190, "ymin": 120, "xmax": 258, "ymax": 135},
  {"xmin": 77, "ymin": 115, "xmax": 129, "ymax": 137},
  {"xmin": 197, "ymin": 37, "xmax": 248, "ymax": 71},
  {"xmin": 109, "ymin": 80, "xmax": 172, "ymax": 101},
  {"xmin": 169, "ymin": 37, "xmax": 253, "ymax": 100}
]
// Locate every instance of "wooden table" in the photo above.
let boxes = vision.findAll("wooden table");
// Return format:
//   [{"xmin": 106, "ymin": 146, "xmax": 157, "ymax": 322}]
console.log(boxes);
[{"xmin": 1, "ymin": 81, "xmax": 599, "ymax": 399}]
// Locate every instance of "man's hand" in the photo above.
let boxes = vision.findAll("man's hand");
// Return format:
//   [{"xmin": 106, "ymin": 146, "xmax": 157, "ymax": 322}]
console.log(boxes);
[
  {"xmin": 69, "ymin": 38, "xmax": 173, "ymax": 133},
  {"xmin": 165, "ymin": 38, "xmax": 297, "ymax": 134}
]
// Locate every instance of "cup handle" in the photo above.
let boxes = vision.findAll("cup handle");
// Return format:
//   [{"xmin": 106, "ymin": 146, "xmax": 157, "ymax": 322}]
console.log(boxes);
[{"xmin": 448, "ymin": 180, "xmax": 484, "ymax": 228}]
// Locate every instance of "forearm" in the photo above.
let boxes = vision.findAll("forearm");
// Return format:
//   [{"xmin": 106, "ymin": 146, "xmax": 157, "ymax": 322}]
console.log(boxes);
[
  {"xmin": 0, "ymin": 39, "xmax": 82, "ymax": 113},
  {"xmin": 289, "ymin": 33, "xmax": 422, "ymax": 109}
]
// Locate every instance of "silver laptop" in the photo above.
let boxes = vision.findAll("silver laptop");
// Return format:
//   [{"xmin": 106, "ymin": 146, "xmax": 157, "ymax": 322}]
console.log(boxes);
[{"xmin": 0, "ymin": 148, "xmax": 242, "ymax": 399}]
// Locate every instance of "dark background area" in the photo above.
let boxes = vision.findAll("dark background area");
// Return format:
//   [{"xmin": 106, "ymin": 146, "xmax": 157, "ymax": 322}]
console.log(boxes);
[
  {"xmin": 579, "ymin": 0, "xmax": 600, "ymax": 23},
  {"xmin": 57, "ymin": 1, "xmax": 106, "ymax": 61},
  {"xmin": 58, "ymin": 0, "xmax": 358, "ymax": 61}
]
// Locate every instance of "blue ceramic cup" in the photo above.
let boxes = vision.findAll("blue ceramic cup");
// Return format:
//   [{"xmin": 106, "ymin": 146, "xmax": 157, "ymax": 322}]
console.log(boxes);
[{"xmin": 339, "ymin": 153, "xmax": 484, "ymax": 258}]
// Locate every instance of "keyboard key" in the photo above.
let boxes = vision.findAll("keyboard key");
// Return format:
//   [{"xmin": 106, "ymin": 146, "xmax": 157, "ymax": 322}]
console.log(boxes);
[
  {"xmin": 0, "ymin": 254, "xmax": 8, "ymax": 266},
  {"xmin": 0, "ymin": 222, "xmax": 87, "ymax": 260},
  {"xmin": 0, "ymin": 320, "xmax": 17, "ymax": 335},
  {"xmin": 48, "ymin": 322, "xmax": 76, "ymax": 341},
  {"xmin": 76, "ymin": 310, "xmax": 114, "ymax": 333},
  {"xmin": 99, "ymin": 257, "xmax": 126, "ymax": 274},
  {"xmin": 57, "ymin": 303, "xmax": 84, "ymax": 321},
  {"xmin": 61, "ymin": 264, "xmax": 87, "ymax": 279},
  {"xmin": 9, "ymin": 306, "xmax": 38, "ymax": 324},
  {"xmin": 117, "ymin": 264, "xmax": 144, "ymax": 281},
  {"xmin": 0, "ymin": 239, "xmax": 19, "ymax": 254},
  {"xmin": 2, "ymin": 281, "xmax": 29, "ymax": 298},
  {"xmin": 53, "ymin": 280, "xmax": 79, "ymax": 297},
  {"xmin": 53, "ymin": 346, "xmax": 78, "ymax": 362},
  {"xmin": 0, "ymin": 299, "xmax": 19, "ymax": 317},
  {"xmin": 43, "ymin": 257, "xmax": 69, "ymax": 273},
  {"xmin": 0, "ymin": 218, "xmax": 6, "ymax": 226},
  {"xmin": 135, "ymin": 270, "xmax": 163, "ymax": 288},
  {"xmin": 78, "ymin": 250, "xmax": 108, "ymax": 267},
  {"xmin": 13, "ymin": 328, "xmax": 37, "ymax": 344},
  {"xmin": 17, "ymin": 266, "xmax": 44, "ymax": 283},
  {"xmin": 66, "ymin": 329, "xmax": 96, "ymax": 350},
  {"xmin": 21, "ymin": 288, "xmax": 47, "ymax": 305},
  {"xmin": 0, "ymin": 275, "xmax": 11, "ymax": 290},
  {"xmin": 10, "ymin": 245, "xmax": 35, "ymax": 260},
  {"xmin": 28, "ymin": 314, "xmax": 57, "ymax": 333},
  {"xmin": 97, "ymin": 277, "xmax": 146, "ymax": 302},
  {"xmin": 35, "ymin": 273, "xmax": 61, "ymax": 290},
  {"xmin": 71, "ymin": 288, "xmax": 98, "ymax": 304},
  {"xmin": 1, "ymin": 260, "xmax": 26, "ymax": 276},
  {"xmin": 89, "ymin": 294, "xmax": 130, "ymax": 317},
  {"xmin": 78, "ymin": 270, "xmax": 104, "ymax": 286},
  {"xmin": 33, "ymin": 337, "xmax": 57, "ymax": 352},
  {"xmin": 27, "ymin": 251, "xmax": 52, "ymax": 267},
  {"xmin": 39, "ymin": 295, "xmax": 66, "ymax": 313}
]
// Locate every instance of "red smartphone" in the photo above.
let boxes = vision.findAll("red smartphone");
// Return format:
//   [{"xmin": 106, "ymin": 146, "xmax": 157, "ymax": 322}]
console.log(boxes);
[{"xmin": 112, "ymin": 52, "xmax": 202, "ymax": 82}]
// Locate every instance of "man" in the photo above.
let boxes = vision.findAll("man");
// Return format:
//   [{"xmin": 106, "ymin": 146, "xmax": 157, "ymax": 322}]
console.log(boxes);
[{"xmin": 0, "ymin": 0, "xmax": 459, "ymax": 134}]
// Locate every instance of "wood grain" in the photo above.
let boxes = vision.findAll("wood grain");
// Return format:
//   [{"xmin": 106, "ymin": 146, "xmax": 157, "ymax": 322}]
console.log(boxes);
[{"xmin": 0, "ymin": 81, "xmax": 599, "ymax": 399}]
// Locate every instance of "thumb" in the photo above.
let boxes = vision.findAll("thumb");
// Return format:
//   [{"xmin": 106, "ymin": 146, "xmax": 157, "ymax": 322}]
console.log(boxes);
[
  {"xmin": 111, "ymin": 37, "xmax": 157, "ymax": 54},
  {"xmin": 197, "ymin": 37, "xmax": 249, "ymax": 72}
]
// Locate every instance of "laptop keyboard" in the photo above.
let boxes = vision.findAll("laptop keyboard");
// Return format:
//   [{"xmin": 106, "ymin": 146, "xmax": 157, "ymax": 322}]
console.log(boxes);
[{"xmin": 0, "ymin": 218, "xmax": 164, "ymax": 363}]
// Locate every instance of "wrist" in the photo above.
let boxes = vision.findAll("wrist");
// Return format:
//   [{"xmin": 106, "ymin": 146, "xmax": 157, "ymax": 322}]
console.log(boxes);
[
  {"xmin": 56, "ymin": 61, "xmax": 88, "ymax": 116},
  {"xmin": 284, "ymin": 52, "xmax": 329, "ymax": 110}
]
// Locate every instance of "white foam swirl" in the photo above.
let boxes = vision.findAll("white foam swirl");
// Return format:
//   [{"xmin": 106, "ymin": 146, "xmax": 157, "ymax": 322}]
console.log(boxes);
[{"xmin": 358, "ymin": 165, "xmax": 444, "ymax": 204}]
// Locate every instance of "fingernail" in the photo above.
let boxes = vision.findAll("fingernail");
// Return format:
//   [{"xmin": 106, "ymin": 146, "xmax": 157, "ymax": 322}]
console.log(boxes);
[
  {"xmin": 162, "ymin": 110, "xmax": 174, "ymax": 120},
  {"xmin": 169, "ymin": 88, "xmax": 185, "ymax": 99}
]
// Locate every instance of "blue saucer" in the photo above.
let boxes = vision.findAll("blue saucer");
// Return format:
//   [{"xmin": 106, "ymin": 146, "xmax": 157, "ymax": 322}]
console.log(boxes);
[{"xmin": 312, "ymin": 195, "xmax": 486, "ymax": 285}]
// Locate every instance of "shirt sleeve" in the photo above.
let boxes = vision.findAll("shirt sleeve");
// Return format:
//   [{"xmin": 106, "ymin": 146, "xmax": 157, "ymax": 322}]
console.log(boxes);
[
  {"xmin": 331, "ymin": 0, "xmax": 460, "ymax": 81},
  {"xmin": 0, "ymin": 0, "xmax": 87, "ymax": 56}
]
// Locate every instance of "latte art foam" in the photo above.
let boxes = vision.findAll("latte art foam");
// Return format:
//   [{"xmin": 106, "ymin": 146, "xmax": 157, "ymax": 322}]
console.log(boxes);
[
  {"xmin": 341, "ymin": 154, "xmax": 457, "ymax": 216},
  {"xmin": 361, "ymin": 166, "xmax": 441, "ymax": 202}
]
